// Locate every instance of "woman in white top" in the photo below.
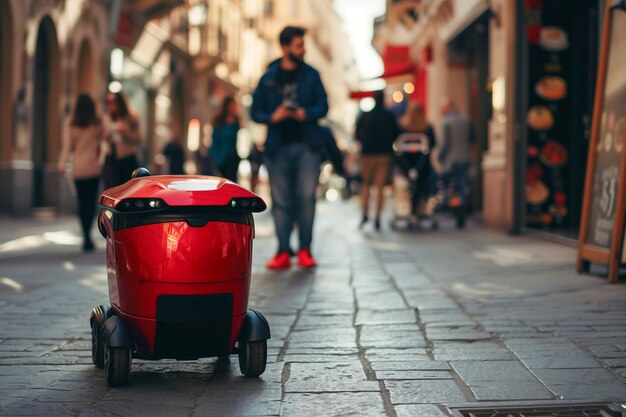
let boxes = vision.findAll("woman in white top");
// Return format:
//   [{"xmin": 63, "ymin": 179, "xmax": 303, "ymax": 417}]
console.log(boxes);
[
  {"xmin": 58, "ymin": 93, "xmax": 103, "ymax": 252},
  {"xmin": 102, "ymin": 91, "xmax": 142, "ymax": 188}
]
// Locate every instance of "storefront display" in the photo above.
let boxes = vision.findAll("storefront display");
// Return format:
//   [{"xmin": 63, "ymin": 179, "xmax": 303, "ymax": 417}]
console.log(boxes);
[
  {"xmin": 524, "ymin": 0, "xmax": 571, "ymax": 229},
  {"xmin": 523, "ymin": 0, "xmax": 598, "ymax": 234}
]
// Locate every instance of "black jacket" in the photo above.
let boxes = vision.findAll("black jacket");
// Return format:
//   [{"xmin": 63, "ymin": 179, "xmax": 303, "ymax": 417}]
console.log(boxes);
[{"xmin": 355, "ymin": 107, "xmax": 401, "ymax": 155}]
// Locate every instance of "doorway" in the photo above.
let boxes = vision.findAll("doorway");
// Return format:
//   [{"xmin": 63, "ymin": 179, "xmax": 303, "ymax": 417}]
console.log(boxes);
[{"xmin": 447, "ymin": 12, "xmax": 492, "ymax": 213}]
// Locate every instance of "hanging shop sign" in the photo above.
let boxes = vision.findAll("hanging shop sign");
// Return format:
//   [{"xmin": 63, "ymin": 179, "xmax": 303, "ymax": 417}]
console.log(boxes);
[{"xmin": 577, "ymin": 0, "xmax": 626, "ymax": 282}]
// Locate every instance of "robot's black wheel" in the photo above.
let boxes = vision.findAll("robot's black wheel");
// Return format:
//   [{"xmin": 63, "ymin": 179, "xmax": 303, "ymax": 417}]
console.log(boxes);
[
  {"xmin": 238, "ymin": 340, "xmax": 267, "ymax": 377},
  {"xmin": 90, "ymin": 305, "xmax": 110, "ymax": 369},
  {"xmin": 432, "ymin": 221, "xmax": 439, "ymax": 231},
  {"xmin": 104, "ymin": 341, "xmax": 132, "ymax": 387},
  {"xmin": 91, "ymin": 322, "xmax": 104, "ymax": 368}
]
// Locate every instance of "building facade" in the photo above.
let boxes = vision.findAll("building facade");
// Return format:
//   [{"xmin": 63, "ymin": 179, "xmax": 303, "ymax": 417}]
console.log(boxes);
[
  {"xmin": 1, "ymin": 0, "xmax": 112, "ymax": 215},
  {"xmin": 373, "ymin": 0, "xmax": 604, "ymax": 241},
  {"xmin": 0, "ymin": 0, "xmax": 357, "ymax": 215}
]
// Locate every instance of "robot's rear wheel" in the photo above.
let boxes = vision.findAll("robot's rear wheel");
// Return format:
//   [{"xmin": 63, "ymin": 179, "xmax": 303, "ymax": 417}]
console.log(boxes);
[
  {"xmin": 238, "ymin": 340, "xmax": 267, "ymax": 377},
  {"xmin": 104, "ymin": 341, "xmax": 132, "ymax": 387}
]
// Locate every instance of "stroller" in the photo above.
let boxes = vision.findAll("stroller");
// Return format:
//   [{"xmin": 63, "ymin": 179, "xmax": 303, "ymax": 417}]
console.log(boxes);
[{"xmin": 390, "ymin": 133, "xmax": 438, "ymax": 231}]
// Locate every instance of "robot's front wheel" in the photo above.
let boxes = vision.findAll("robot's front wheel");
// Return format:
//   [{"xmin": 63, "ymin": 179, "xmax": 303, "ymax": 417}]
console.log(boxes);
[
  {"xmin": 238, "ymin": 340, "xmax": 267, "ymax": 377},
  {"xmin": 90, "ymin": 305, "xmax": 110, "ymax": 369},
  {"xmin": 104, "ymin": 341, "xmax": 132, "ymax": 387}
]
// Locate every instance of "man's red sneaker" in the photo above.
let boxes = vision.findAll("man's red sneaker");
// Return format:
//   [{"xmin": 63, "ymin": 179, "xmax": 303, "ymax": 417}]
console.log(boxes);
[
  {"xmin": 297, "ymin": 249, "xmax": 317, "ymax": 268},
  {"xmin": 266, "ymin": 252, "xmax": 291, "ymax": 270}
]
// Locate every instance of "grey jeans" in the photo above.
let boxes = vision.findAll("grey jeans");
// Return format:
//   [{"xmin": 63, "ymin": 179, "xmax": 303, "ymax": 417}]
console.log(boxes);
[{"xmin": 264, "ymin": 143, "xmax": 321, "ymax": 254}]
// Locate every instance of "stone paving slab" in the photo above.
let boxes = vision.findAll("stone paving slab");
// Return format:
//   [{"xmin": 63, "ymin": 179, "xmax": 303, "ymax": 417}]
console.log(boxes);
[
  {"xmin": 450, "ymin": 361, "xmax": 556, "ymax": 400},
  {"xmin": 284, "ymin": 362, "xmax": 380, "ymax": 393},
  {"xmin": 450, "ymin": 361, "xmax": 542, "ymax": 382},
  {"xmin": 360, "ymin": 325, "xmax": 426, "ymax": 349},
  {"xmin": 468, "ymin": 383, "xmax": 555, "ymax": 400},
  {"xmin": 282, "ymin": 354, "xmax": 359, "ymax": 363},
  {"xmin": 432, "ymin": 342, "xmax": 513, "ymax": 361},
  {"xmin": 520, "ymin": 357, "xmax": 602, "ymax": 369},
  {"xmin": 281, "ymin": 393, "xmax": 387, "ymax": 417},
  {"xmin": 426, "ymin": 329, "xmax": 492, "ymax": 341},
  {"xmin": 288, "ymin": 327, "xmax": 356, "ymax": 342},
  {"xmin": 295, "ymin": 314, "xmax": 353, "ymax": 329},
  {"xmin": 394, "ymin": 404, "xmax": 450, "ymax": 417},
  {"xmin": 369, "ymin": 361, "xmax": 452, "ymax": 371},
  {"xmin": 78, "ymin": 403, "xmax": 194, "ymax": 417},
  {"xmin": 374, "ymin": 370, "xmax": 453, "ymax": 380},
  {"xmin": 384, "ymin": 380, "xmax": 468, "ymax": 404},
  {"xmin": 355, "ymin": 309, "xmax": 417, "ymax": 326},
  {"xmin": 364, "ymin": 348, "xmax": 430, "ymax": 362},
  {"xmin": 192, "ymin": 389, "xmax": 282, "ymax": 416},
  {"xmin": 2, "ymin": 400, "xmax": 93, "ymax": 417}
]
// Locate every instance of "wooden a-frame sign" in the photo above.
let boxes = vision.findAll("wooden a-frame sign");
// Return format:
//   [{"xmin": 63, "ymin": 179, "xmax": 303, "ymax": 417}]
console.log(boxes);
[{"xmin": 577, "ymin": 0, "xmax": 626, "ymax": 282}]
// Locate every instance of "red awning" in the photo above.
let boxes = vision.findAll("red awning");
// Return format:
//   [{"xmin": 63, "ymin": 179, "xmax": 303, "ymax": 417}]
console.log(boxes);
[
  {"xmin": 349, "ymin": 91, "xmax": 377, "ymax": 100},
  {"xmin": 382, "ymin": 45, "xmax": 416, "ymax": 78},
  {"xmin": 381, "ymin": 62, "xmax": 416, "ymax": 79}
]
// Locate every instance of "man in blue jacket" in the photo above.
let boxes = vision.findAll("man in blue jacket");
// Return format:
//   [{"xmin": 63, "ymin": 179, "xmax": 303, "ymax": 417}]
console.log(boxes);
[{"xmin": 251, "ymin": 26, "xmax": 329, "ymax": 270}]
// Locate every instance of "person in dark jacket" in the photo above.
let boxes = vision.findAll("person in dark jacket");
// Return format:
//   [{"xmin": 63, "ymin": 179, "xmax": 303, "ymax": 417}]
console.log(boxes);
[
  {"xmin": 162, "ymin": 136, "xmax": 185, "ymax": 175},
  {"xmin": 355, "ymin": 91, "xmax": 401, "ymax": 230},
  {"xmin": 251, "ymin": 25, "xmax": 329, "ymax": 270}
]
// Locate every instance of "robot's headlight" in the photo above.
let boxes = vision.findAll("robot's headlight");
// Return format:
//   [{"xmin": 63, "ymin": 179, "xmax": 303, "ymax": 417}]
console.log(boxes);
[
  {"xmin": 117, "ymin": 198, "xmax": 168, "ymax": 212},
  {"xmin": 228, "ymin": 198, "xmax": 266, "ymax": 213}
]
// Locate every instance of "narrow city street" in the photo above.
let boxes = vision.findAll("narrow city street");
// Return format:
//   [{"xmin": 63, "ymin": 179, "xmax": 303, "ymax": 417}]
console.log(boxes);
[{"xmin": 1, "ymin": 201, "xmax": 626, "ymax": 417}]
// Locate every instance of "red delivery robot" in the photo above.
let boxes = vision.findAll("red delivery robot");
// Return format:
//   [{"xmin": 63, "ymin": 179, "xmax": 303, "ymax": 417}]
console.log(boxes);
[{"xmin": 91, "ymin": 168, "xmax": 270, "ymax": 386}]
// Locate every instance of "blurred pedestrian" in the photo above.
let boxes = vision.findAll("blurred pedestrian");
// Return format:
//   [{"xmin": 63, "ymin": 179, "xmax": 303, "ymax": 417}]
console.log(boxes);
[
  {"xmin": 58, "ymin": 93, "xmax": 102, "ymax": 252},
  {"xmin": 209, "ymin": 96, "xmax": 241, "ymax": 182},
  {"xmin": 102, "ymin": 91, "xmax": 142, "ymax": 188},
  {"xmin": 343, "ymin": 146, "xmax": 362, "ymax": 198},
  {"xmin": 195, "ymin": 146, "xmax": 218, "ymax": 176},
  {"xmin": 355, "ymin": 91, "xmax": 401, "ymax": 231},
  {"xmin": 248, "ymin": 142, "xmax": 264, "ymax": 194},
  {"xmin": 400, "ymin": 102, "xmax": 436, "ymax": 214},
  {"xmin": 162, "ymin": 135, "xmax": 185, "ymax": 175},
  {"xmin": 251, "ymin": 25, "xmax": 329, "ymax": 269},
  {"xmin": 438, "ymin": 98, "xmax": 474, "ymax": 228}
]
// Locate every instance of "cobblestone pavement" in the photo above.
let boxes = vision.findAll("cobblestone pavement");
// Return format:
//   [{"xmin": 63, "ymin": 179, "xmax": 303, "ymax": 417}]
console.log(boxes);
[{"xmin": 1, "ymin": 201, "xmax": 626, "ymax": 416}]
